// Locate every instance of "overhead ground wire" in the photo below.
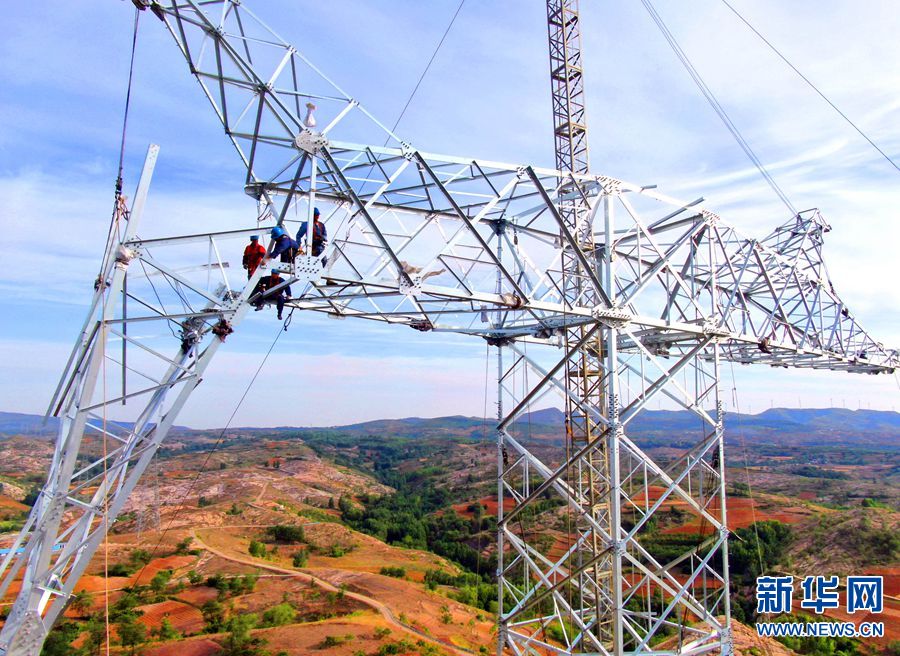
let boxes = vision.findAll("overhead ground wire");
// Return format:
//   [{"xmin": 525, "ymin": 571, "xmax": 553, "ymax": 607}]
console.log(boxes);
[
  {"xmin": 388, "ymin": 0, "xmax": 466, "ymax": 138},
  {"xmin": 718, "ymin": 0, "xmax": 900, "ymax": 175},
  {"xmin": 640, "ymin": 0, "xmax": 798, "ymax": 217}
]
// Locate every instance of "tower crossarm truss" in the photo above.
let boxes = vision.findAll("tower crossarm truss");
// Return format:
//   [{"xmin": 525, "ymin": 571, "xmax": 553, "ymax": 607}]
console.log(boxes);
[
  {"xmin": 139, "ymin": 0, "xmax": 895, "ymax": 373},
  {"xmin": 0, "ymin": 2, "xmax": 895, "ymax": 655}
]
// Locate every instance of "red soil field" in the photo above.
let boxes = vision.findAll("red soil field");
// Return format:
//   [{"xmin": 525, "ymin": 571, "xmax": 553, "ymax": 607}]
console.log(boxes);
[
  {"xmin": 136, "ymin": 599, "xmax": 205, "ymax": 635},
  {"xmin": 865, "ymin": 566, "xmax": 900, "ymax": 597},
  {"xmin": 662, "ymin": 497, "xmax": 813, "ymax": 535},
  {"xmin": 0, "ymin": 497, "xmax": 28, "ymax": 511},
  {"xmin": 74, "ymin": 574, "xmax": 132, "ymax": 593},
  {"xmin": 175, "ymin": 585, "xmax": 220, "ymax": 606},
  {"xmin": 142, "ymin": 638, "xmax": 221, "ymax": 656},
  {"xmin": 453, "ymin": 496, "xmax": 515, "ymax": 518},
  {"xmin": 131, "ymin": 555, "xmax": 197, "ymax": 586}
]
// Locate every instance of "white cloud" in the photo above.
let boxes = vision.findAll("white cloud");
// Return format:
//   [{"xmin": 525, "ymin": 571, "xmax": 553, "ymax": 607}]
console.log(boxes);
[{"xmin": 2, "ymin": 0, "xmax": 899, "ymax": 427}]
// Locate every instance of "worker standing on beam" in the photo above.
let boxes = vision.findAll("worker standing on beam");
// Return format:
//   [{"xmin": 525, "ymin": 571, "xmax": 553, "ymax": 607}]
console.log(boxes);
[
  {"xmin": 242, "ymin": 235, "xmax": 266, "ymax": 278},
  {"xmin": 297, "ymin": 207, "xmax": 328, "ymax": 265},
  {"xmin": 267, "ymin": 225, "xmax": 299, "ymax": 265}
]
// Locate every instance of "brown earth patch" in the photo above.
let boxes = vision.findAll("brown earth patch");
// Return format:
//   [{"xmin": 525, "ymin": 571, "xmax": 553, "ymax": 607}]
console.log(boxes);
[
  {"xmin": 136, "ymin": 599, "xmax": 205, "ymax": 635},
  {"xmin": 141, "ymin": 637, "xmax": 221, "ymax": 656},
  {"xmin": 131, "ymin": 554, "xmax": 197, "ymax": 586}
]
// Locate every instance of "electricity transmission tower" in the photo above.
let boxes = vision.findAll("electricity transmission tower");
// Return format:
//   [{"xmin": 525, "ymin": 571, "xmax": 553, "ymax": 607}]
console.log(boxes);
[{"xmin": 0, "ymin": 2, "xmax": 896, "ymax": 655}]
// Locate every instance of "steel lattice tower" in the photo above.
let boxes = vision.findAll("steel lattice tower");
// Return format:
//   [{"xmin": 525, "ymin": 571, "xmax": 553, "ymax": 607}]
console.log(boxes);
[{"xmin": 0, "ymin": 3, "xmax": 896, "ymax": 655}]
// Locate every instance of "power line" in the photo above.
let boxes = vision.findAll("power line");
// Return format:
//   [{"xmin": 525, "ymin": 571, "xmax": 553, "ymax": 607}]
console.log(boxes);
[
  {"xmin": 719, "ymin": 0, "xmax": 900, "ymax": 175},
  {"xmin": 640, "ymin": 0, "xmax": 798, "ymax": 217},
  {"xmin": 388, "ymin": 0, "xmax": 466, "ymax": 137},
  {"xmin": 131, "ymin": 312, "xmax": 293, "ymax": 582}
]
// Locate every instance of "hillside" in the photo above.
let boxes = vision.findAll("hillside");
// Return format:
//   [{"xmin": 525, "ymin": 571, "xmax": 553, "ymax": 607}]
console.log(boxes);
[
  {"xmin": 5, "ymin": 408, "xmax": 900, "ymax": 448},
  {"xmin": 0, "ymin": 410, "xmax": 896, "ymax": 654}
]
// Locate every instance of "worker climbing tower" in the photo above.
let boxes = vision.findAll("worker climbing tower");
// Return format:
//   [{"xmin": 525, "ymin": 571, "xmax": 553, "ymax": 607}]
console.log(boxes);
[{"xmin": 0, "ymin": 2, "xmax": 896, "ymax": 655}]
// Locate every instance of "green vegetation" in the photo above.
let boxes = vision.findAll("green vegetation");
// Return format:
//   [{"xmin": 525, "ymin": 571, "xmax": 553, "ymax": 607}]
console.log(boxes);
[
  {"xmin": 292, "ymin": 548, "xmax": 309, "ymax": 567},
  {"xmin": 729, "ymin": 520, "xmax": 793, "ymax": 622},
  {"xmin": 860, "ymin": 497, "xmax": 891, "ymax": 509},
  {"xmin": 790, "ymin": 466, "xmax": 849, "ymax": 480},
  {"xmin": 262, "ymin": 602, "xmax": 297, "ymax": 627},
  {"xmin": 298, "ymin": 506, "xmax": 344, "ymax": 524},
  {"xmin": 770, "ymin": 613, "xmax": 860, "ymax": 656},
  {"xmin": 266, "ymin": 524, "xmax": 305, "ymax": 543},
  {"xmin": 219, "ymin": 613, "xmax": 267, "ymax": 656},
  {"xmin": 104, "ymin": 548, "xmax": 152, "ymax": 577},
  {"xmin": 834, "ymin": 518, "xmax": 899, "ymax": 564},
  {"xmin": 379, "ymin": 566, "xmax": 406, "ymax": 578},
  {"xmin": 206, "ymin": 573, "xmax": 258, "ymax": 597},
  {"xmin": 154, "ymin": 617, "xmax": 180, "ymax": 641}
]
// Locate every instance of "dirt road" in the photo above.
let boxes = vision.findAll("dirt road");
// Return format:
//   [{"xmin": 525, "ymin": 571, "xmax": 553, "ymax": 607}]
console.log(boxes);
[{"xmin": 191, "ymin": 530, "xmax": 475, "ymax": 655}]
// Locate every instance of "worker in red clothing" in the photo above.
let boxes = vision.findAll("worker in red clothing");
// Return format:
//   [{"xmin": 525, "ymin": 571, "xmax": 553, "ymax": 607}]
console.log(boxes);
[{"xmin": 242, "ymin": 235, "xmax": 266, "ymax": 279}]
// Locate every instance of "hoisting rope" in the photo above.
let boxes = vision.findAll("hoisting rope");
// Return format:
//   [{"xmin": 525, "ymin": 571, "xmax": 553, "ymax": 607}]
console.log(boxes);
[
  {"xmin": 131, "ymin": 310, "xmax": 294, "ymax": 584},
  {"xmin": 640, "ymin": 0, "xmax": 798, "ymax": 217},
  {"xmin": 99, "ymin": 7, "xmax": 143, "ymax": 652},
  {"xmin": 727, "ymin": 363, "xmax": 766, "ymax": 575},
  {"xmin": 718, "ymin": 0, "xmax": 900, "ymax": 175}
]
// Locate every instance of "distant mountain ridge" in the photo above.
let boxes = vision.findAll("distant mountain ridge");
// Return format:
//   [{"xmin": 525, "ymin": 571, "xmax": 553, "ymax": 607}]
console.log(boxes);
[
  {"xmin": 2, "ymin": 408, "xmax": 898, "ymax": 448},
  {"xmin": 0, "ymin": 412, "xmax": 188, "ymax": 439}
]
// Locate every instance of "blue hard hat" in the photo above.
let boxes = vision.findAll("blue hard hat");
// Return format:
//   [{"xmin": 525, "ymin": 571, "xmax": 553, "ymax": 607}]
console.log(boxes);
[
  {"xmin": 271, "ymin": 226, "xmax": 285, "ymax": 238},
  {"xmin": 271, "ymin": 268, "xmax": 281, "ymax": 275},
  {"xmin": 250, "ymin": 235, "xmax": 259, "ymax": 241},
  {"xmin": 313, "ymin": 207, "xmax": 321, "ymax": 216}
]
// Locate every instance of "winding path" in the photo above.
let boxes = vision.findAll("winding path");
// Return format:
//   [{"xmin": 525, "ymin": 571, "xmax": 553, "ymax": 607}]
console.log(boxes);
[{"xmin": 191, "ymin": 530, "xmax": 475, "ymax": 656}]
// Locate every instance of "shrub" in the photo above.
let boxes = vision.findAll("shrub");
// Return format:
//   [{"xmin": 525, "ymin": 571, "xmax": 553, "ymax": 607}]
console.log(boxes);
[
  {"xmin": 379, "ymin": 566, "xmax": 406, "ymax": 578},
  {"xmin": 262, "ymin": 602, "xmax": 296, "ymax": 627},
  {"xmin": 266, "ymin": 524, "xmax": 305, "ymax": 543},
  {"xmin": 292, "ymin": 549, "xmax": 308, "ymax": 568}
]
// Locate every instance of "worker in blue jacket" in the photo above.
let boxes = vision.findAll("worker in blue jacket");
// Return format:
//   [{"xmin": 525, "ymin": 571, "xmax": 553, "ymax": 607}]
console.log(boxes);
[
  {"xmin": 297, "ymin": 207, "xmax": 328, "ymax": 263},
  {"xmin": 267, "ymin": 226, "xmax": 299, "ymax": 263}
]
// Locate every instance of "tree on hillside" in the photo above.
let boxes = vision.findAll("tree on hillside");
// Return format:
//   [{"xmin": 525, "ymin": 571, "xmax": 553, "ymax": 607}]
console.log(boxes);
[
  {"xmin": 67, "ymin": 589, "xmax": 92, "ymax": 617},
  {"xmin": 117, "ymin": 614, "xmax": 147, "ymax": 656},
  {"xmin": 155, "ymin": 617, "xmax": 180, "ymax": 641},
  {"xmin": 39, "ymin": 622, "xmax": 80, "ymax": 656},
  {"xmin": 220, "ymin": 613, "xmax": 267, "ymax": 656},
  {"xmin": 81, "ymin": 616, "xmax": 107, "ymax": 656},
  {"xmin": 202, "ymin": 599, "xmax": 226, "ymax": 633},
  {"xmin": 262, "ymin": 602, "xmax": 296, "ymax": 627}
]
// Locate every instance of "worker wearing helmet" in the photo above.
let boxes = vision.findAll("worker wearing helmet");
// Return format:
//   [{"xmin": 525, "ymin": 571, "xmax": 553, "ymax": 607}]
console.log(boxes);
[
  {"xmin": 251, "ymin": 268, "xmax": 290, "ymax": 320},
  {"xmin": 242, "ymin": 235, "xmax": 266, "ymax": 278},
  {"xmin": 296, "ymin": 207, "xmax": 328, "ymax": 263},
  {"xmin": 267, "ymin": 225, "xmax": 299, "ymax": 263}
]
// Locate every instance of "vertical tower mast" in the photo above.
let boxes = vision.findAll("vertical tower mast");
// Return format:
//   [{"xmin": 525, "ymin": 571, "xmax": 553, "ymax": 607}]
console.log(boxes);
[{"xmin": 547, "ymin": 1, "xmax": 616, "ymax": 648}]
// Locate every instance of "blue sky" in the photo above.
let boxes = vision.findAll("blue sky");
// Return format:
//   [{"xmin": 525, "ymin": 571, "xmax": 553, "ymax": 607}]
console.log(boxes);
[{"xmin": 1, "ymin": 1, "xmax": 899, "ymax": 427}]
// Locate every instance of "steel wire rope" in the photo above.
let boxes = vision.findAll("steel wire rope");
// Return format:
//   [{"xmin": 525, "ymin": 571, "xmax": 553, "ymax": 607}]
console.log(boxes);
[
  {"xmin": 718, "ymin": 0, "xmax": 900, "ymax": 175},
  {"xmin": 473, "ymin": 341, "xmax": 491, "ymax": 588},
  {"xmin": 640, "ymin": 0, "xmax": 798, "ymax": 217},
  {"xmin": 95, "ymin": 8, "xmax": 143, "ymax": 650},
  {"xmin": 357, "ymin": 0, "xmax": 466, "ymax": 198},
  {"xmin": 128, "ymin": 310, "xmax": 295, "ymax": 586},
  {"xmin": 137, "ymin": 258, "xmax": 178, "ymax": 338},
  {"xmin": 727, "ymin": 362, "xmax": 767, "ymax": 581},
  {"xmin": 97, "ymin": 7, "xmax": 142, "ymax": 284}
]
